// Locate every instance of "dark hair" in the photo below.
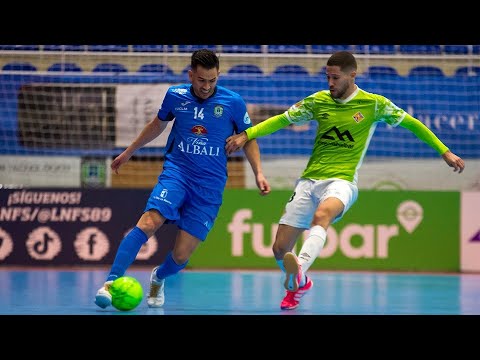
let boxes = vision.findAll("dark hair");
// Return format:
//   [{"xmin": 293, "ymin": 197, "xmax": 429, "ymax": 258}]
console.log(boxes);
[
  {"xmin": 191, "ymin": 49, "xmax": 220, "ymax": 71},
  {"xmin": 326, "ymin": 51, "xmax": 357, "ymax": 72}
]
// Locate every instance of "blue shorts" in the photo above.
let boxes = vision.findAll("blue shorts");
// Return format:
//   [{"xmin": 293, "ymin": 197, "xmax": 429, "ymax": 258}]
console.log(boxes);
[{"xmin": 144, "ymin": 172, "xmax": 223, "ymax": 241}]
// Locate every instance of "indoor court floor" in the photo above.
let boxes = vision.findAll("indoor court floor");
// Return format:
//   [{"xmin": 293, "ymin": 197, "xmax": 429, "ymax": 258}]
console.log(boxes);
[{"xmin": 1, "ymin": 268, "xmax": 479, "ymax": 315}]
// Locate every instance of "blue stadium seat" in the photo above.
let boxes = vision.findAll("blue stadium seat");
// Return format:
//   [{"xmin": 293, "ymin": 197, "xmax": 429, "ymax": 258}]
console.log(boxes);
[
  {"xmin": 221, "ymin": 45, "xmax": 262, "ymax": 53},
  {"xmin": 0, "ymin": 45, "xmax": 40, "ymax": 51},
  {"xmin": 443, "ymin": 45, "xmax": 469, "ymax": 55},
  {"xmin": 47, "ymin": 62, "xmax": 83, "ymax": 72},
  {"xmin": 267, "ymin": 45, "xmax": 308, "ymax": 54},
  {"xmin": 227, "ymin": 64, "xmax": 263, "ymax": 75},
  {"xmin": 311, "ymin": 45, "xmax": 354, "ymax": 54},
  {"xmin": 178, "ymin": 45, "xmax": 217, "ymax": 52},
  {"xmin": 364, "ymin": 65, "xmax": 399, "ymax": 77},
  {"xmin": 92, "ymin": 63, "xmax": 128, "ymax": 73},
  {"xmin": 408, "ymin": 66, "xmax": 444, "ymax": 77},
  {"xmin": 132, "ymin": 45, "xmax": 174, "ymax": 52},
  {"xmin": 87, "ymin": 45, "xmax": 129, "ymax": 52},
  {"xmin": 137, "ymin": 63, "xmax": 174, "ymax": 74},
  {"xmin": 272, "ymin": 64, "xmax": 309, "ymax": 75},
  {"xmin": 455, "ymin": 66, "xmax": 480, "ymax": 76},
  {"xmin": 2, "ymin": 62, "xmax": 37, "ymax": 71},
  {"xmin": 354, "ymin": 45, "xmax": 396, "ymax": 54},
  {"xmin": 472, "ymin": 45, "xmax": 480, "ymax": 54},
  {"xmin": 399, "ymin": 45, "xmax": 442, "ymax": 55},
  {"xmin": 43, "ymin": 45, "xmax": 86, "ymax": 51}
]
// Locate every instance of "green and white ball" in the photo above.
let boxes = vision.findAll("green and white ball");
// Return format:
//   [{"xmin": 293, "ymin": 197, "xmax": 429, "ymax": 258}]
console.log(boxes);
[{"xmin": 110, "ymin": 276, "xmax": 144, "ymax": 311}]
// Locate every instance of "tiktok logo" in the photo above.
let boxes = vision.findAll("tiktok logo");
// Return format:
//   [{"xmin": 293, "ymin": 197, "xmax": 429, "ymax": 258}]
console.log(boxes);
[{"xmin": 26, "ymin": 226, "xmax": 62, "ymax": 260}]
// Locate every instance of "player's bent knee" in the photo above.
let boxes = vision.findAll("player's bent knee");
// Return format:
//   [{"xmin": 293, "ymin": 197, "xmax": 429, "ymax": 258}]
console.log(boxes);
[{"xmin": 272, "ymin": 243, "xmax": 289, "ymax": 258}]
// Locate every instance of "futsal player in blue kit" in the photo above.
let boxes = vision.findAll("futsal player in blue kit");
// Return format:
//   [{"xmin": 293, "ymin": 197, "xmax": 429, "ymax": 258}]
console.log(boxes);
[{"xmin": 95, "ymin": 49, "xmax": 271, "ymax": 309}]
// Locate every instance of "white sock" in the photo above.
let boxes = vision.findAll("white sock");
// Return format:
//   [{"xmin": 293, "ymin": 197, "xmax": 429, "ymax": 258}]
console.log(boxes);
[{"xmin": 297, "ymin": 225, "xmax": 327, "ymax": 285}]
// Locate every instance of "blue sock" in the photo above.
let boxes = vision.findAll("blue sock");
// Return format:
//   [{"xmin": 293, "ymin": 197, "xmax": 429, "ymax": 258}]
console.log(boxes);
[
  {"xmin": 106, "ymin": 226, "xmax": 148, "ymax": 282},
  {"xmin": 155, "ymin": 252, "xmax": 188, "ymax": 280},
  {"xmin": 276, "ymin": 259, "xmax": 285, "ymax": 272}
]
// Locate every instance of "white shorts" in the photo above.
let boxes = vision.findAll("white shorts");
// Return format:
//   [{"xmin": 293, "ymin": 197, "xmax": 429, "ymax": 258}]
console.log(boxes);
[{"xmin": 279, "ymin": 178, "xmax": 358, "ymax": 229}]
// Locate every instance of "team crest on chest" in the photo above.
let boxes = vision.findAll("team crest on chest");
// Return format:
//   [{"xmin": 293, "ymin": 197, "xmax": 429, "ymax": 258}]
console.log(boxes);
[
  {"xmin": 213, "ymin": 105, "xmax": 224, "ymax": 118},
  {"xmin": 353, "ymin": 112, "xmax": 364, "ymax": 123}
]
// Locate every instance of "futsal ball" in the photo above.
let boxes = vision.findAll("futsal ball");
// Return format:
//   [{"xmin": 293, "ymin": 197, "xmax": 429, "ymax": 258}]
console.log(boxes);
[{"xmin": 110, "ymin": 276, "xmax": 144, "ymax": 311}]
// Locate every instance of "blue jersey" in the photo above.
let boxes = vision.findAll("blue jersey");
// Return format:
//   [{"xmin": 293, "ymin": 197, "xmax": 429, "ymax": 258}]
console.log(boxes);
[{"xmin": 157, "ymin": 84, "xmax": 252, "ymax": 191}]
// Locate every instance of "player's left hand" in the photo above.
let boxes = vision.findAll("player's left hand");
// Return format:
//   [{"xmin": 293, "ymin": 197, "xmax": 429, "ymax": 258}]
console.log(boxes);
[
  {"xmin": 256, "ymin": 173, "xmax": 271, "ymax": 196},
  {"xmin": 442, "ymin": 150, "xmax": 465, "ymax": 173}
]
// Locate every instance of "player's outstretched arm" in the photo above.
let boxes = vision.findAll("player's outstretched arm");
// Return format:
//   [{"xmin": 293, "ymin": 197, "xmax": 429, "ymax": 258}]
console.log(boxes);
[
  {"xmin": 111, "ymin": 116, "xmax": 167, "ymax": 174},
  {"xmin": 399, "ymin": 115, "xmax": 465, "ymax": 175},
  {"xmin": 441, "ymin": 150, "xmax": 465, "ymax": 173},
  {"xmin": 226, "ymin": 114, "xmax": 291, "ymax": 155}
]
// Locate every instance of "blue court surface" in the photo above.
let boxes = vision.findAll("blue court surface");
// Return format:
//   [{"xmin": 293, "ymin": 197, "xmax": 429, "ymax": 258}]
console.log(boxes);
[{"xmin": 1, "ymin": 268, "xmax": 480, "ymax": 315}]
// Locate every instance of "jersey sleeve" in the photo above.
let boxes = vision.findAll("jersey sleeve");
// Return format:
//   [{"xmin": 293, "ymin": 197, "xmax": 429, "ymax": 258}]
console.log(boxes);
[
  {"xmin": 245, "ymin": 113, "xmax": 291, "ymax": 139},
  {"xmin": 157, "ymin": 87, "xmax": 175, "ymax": 122},
  {"xmin": 399, "ymin": 113, "xmax": 449, "ymax": 155},
  {"xmin": 284, "ymin": 96, "xmax": 315, "ymax": 125},
  {"xmin": 245, "ymin": 94, "xmax": 314, "ymax": 139},
  {"xmin": 375, "ymin": 94, "xmax": 407, "ymax": 127},
  {"xmin": 232, "ymin": 94, "xmax": 252, "ymax": 134}
]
